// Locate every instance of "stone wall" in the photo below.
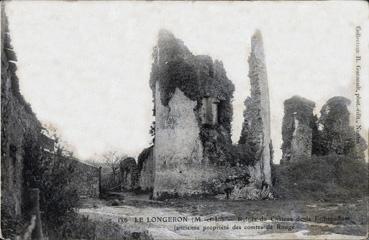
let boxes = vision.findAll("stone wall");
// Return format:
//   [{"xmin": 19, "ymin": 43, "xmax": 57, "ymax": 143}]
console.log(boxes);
[
  {"xmin": 153, "ymin": 86, "xmax": 211, "ymax": 198},
  {"xmin": 63, "ymin": 157, "xmax": 100, "ymax": 198},
  {"xmin": 317, "ymin": 96, "xmax": 367, "ymax": 158},
  {"xmin": 137, "ymin": 146, "xmax": 154, "ymax": 191},
  {"xmin": 1, "ymin": 10, "xmax": 43, "ymax": 227},
  {"xmin": 120, "ymin": 157, "xmax": 139, "ymax": 191},
  {"xmin": 1, "ymin": 11, "xmax": 101, "ymax": 236},
  {"xmin": 150, "ymin": 30, "xmax": 235, "ymax": 199},
  {"xmin": 239, "ymin": 30, "xmax": 272, "ymax": 186},
  {"xmin": 281, "ymin": 96, "xmax": 315, "ymax": 164},
  {"xmin": 149, "ymin": 29, "xmax": 278, "ymax": 199}
]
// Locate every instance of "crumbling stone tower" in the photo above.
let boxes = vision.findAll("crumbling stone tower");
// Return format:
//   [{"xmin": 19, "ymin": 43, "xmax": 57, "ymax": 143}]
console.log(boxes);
[
  {"xmin": 281, "ymin": 96, "xmax": 315, "ymax": 164},
  {"xmin": 318, "ymin": 96, "xmax": 367, "ymax": 158},
  {"xmin": 150, "ymin": 30, "xmax": 234, "ymax": 199},
  {"xmin": 239, "ymin": 30, "xmax": 272, "ymax": 186}
]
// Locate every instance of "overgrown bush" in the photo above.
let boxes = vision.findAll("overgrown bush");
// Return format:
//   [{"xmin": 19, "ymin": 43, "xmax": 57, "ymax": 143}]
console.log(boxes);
[
  {"xmin": 23, "ymin": 131, "xmax": 80, "ymax": 232},
  {"xmin": 273, "ymin": 154, "xmax": 368, "ymax": 200}
]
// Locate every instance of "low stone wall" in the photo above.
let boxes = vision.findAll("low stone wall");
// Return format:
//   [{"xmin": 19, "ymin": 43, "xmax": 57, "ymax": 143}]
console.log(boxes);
[{"xmin": 62, "ymin": 157, "xmax": 101, "ymax": 198}]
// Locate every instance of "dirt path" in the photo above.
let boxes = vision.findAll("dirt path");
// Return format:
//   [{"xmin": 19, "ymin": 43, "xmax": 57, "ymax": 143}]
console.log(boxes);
[{"xmin": 78, "ymin": 198, "xmax": 366, "ymax": 239}]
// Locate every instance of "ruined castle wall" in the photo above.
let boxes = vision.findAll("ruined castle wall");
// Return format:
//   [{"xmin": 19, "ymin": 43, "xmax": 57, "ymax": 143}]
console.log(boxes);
[
  {"xmin": 138, "ymin": 147, "xmax": 154, "ymax": 191},
  {"xmin": 65, "ymin": 157, "xmax": 100, "ymax": 198},
  {"xmin": 251, "ymin": 31, "xmax": 272, "ymax": 186},
  {"xmin": 239, "ymin": 30, "xmax": 272, "ymax": 186},
  {"xmin": 1, "ymin": 77, "xmax": 41, "ymax": 221},
  {"xmin": 120, "ymin": 157, "xmax": 139, "ymax": 191},
  {"xmin": 153, "ymin": 85, "xmax": 219, "ymax": 198},
  {"xmin": 1, "ymin": 14, "xmax": 100, "ymax": 234},
  {"xmin": 281, "ymin": 96, "xmax": 315, "ymax": 164},
  {"xmin": 139, "ymin": 158, "xmax": 154, "ymax": 191},
  {"xmin": 290, "ymin": 117, "xmax": 313, "ymax": 160},
  {"xmin": 150, "ymin": 30, "xmax": 238, "ymax": 199},
  {"xmin": 45, "ymin": 153, "xmax": 101, "ymax": 198},
  {"xmin": 318, "ymin": 96, "xmax": 367, "ymax": 157},
  {"xmin": 1, "ymin": 16, "xmax": 42, "ymax": 222}
]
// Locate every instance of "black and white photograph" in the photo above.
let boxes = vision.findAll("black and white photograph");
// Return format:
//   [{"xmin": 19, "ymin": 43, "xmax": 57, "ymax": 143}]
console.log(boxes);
[{"xmin": 1, "ymin": 1, "xmax": 368, "ymax": 239}]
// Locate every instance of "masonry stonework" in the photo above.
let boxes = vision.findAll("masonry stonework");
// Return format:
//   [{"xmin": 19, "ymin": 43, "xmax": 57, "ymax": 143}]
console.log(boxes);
[
  {"xmin": 1, "ymin": 11, "xmax": 100, "ymax": 235},
  {"xmin": 281, "ymin": 96, "xmax": 315, "ymax": 164},
  {"xmin": 148, "ymin": 30, "xmax": 277, "ymax": 200},
  {"xmin": 153, "ymin": 86, "xmax": 207, "ymax": 198},
  {"xmin": 1, "ymin": 11, "xmax": 43, "ymax": 226},
  {"xmin": 239, "ymin": 30, "xmax": 272, "ymax": 186},
  {"xmin": 150, "ymin": 30, "xmax": 235, "ymax": 199},
  {"xmin": 66, "ymin": 157, "xmax": 100, "ymax": 198},
  {"xmin": 120, "ymin": 157, "xmax": 139, "ymax": 191},
  {"xmin": 138, "ymin": 146, "xmax": 154, "ymax": 191}
]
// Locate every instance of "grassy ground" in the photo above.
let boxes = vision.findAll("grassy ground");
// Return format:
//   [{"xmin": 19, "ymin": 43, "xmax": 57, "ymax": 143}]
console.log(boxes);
[{"xmin": 79, "ymin": 193, "xmax": 368, "ymax": 239}]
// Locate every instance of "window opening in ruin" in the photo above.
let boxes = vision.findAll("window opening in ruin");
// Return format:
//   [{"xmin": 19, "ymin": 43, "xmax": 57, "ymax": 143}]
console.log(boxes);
[{"xmin": 201, "ymin": 97, "xmax": 219, "ymax": 125}]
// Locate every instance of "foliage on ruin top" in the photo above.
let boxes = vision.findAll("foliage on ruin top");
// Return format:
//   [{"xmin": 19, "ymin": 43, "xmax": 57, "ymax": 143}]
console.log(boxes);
[
  {"xmin": 319, "ymin": 96, "xmax": 350, "ymax": 132},
  {"xmin": 149, "ymin": 30, "xmax": 235, "ymax": 107},
  {"xmin": 149, "ymin": 31, "xmax": 235, "ymax": 163},
  {"xmin": 317, "ymin": 96, "xmax": 367, "ymax": 157},
  {"xmin": 283, "ymin": 96, "xmax": 315, "ymax": 123},
  {"xmin": 120, "ymin": 157, "xmax": 137, "ymax": 170},
  {"xmin": 281, "ymin": 95, "xmax": 367, "ymax": 160},
  {"xmin": 1, "ymin": 13, "xmax": 38, "ymax": 117},
  {"xmin": 137, "ymin": 145, "xmax": 153, "ymax": 172}
]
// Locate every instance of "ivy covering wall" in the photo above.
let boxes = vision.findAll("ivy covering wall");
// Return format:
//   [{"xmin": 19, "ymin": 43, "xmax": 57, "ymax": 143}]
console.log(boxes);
[{"xmin": 149, "ymin": 30, "xmax": 235, "ymax": 165}]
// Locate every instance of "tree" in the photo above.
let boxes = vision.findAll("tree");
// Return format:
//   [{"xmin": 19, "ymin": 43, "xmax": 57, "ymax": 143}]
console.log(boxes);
[
  {"xmin": 101, "ymin": 151, "xmax": 127, "ymax": 185},
  {"xmin": 42, "ymin": 122, "xmax": 76, "ymax": 157}
]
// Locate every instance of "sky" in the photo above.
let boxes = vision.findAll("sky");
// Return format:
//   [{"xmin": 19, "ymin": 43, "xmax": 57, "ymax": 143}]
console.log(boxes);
[{"xmin": 5, "ymin": 1, "xmax": 369, "ymax": 163}]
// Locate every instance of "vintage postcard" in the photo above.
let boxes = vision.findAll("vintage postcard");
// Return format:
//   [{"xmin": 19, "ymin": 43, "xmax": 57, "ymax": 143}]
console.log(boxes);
[{"xmin": 1, "ymin": 1, "xmax": 368, "ymax": 239}]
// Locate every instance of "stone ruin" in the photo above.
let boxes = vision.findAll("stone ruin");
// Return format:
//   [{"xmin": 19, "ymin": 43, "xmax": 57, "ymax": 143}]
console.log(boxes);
[
  {"xmin": 281, "ymin": 96, "xmax": 315, "ymax": 164},
  {"xmin": 143, "ymin": 29, "xmax": 273, "ymax": 200},
  {"xmin": 131, "ymin": 30, "xmax": 367, "ymax": 198},
  {"xmin": 280, "ymin": 95, "xmax": 368, "ymax": 164},
  {"xmin": 1, "ymin": 10, "xmax": 43, "ymax": 224},
  {"xmin": 239, "ymin": 30, "xmax": 272, "ymax": 186},
  {"xmin": 318, "ymin": 96, "xmax": 367, "ymax": 157},
  {"xmin": 149, "ymin": 30, "xmax": 234, "ymax": 199},
  {"xmin": 1, "ymin": 9, "xmax": 101, "ymax": 237},
  {"xmin": 137, "ymin": 146, "xmax": 154, "ymax": 192},
  {"xmin": 119, "ymin": 157, "xmax": 139, "ymax": 191}
]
